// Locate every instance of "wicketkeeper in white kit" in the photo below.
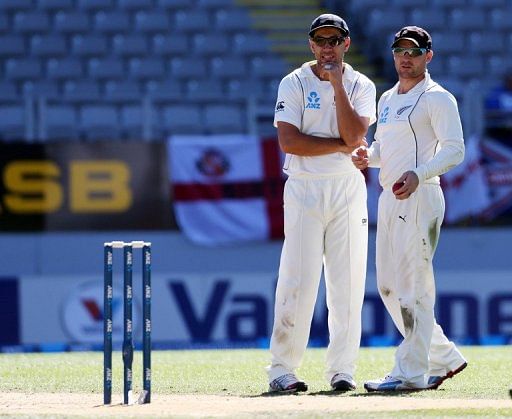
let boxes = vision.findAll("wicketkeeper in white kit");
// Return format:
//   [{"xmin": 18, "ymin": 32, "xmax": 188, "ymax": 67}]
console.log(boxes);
[
  {"xmin": 352, "ymin": 26, "xmax": 467, "ymax": 392},
  {"xmin": 267, "ymin": 14, "xmax": 376, "ymax": 393}
]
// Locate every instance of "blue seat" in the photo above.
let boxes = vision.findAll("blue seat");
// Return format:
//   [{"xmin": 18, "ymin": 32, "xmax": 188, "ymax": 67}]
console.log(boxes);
[
  {"xmin": 490, "ymin": 8, "xmax": 512, "ymax": 30},
  {"xmin": 5, "ymin": 58, "xmax": 42, "ymax": 80},
  {"xmin": 13, "ymin": 12, "xmax": 50, "ymax": 33},
  {"xmin": 449, "ymin": 9, "xmax": 486, "ymax": 31},
  {"xmin": 432, "ymin": 0, "xmax": 466, "ymax": 6},
  {"xmin": 470, "ymin": 0, "xmax": 506, "ymax": 6},
  {"xmin": 105, "ymin": 80, "xmax": 142, "ymax": 103},
  {"xmin": 113, "ymin": 34, "xmax": 148, "ymax": 56},
  {"xmin": 0, "ymin": 35, "xmax": 25, "ymax": 56},
  {"xmin": 22, "ymin": 80, "xmax": 60, "ymax": 100},
  {"xmin": 226, "ymin": 79, "xmax": 264, "ymax": 100},
  {"xmin": 185, "ymin": 79, "xmax": 223, "ymax": 102},
  {"xmin": 434, "ymin": 77, "xmax": 465, "ymax": 99},
  {"xmin": 0, "ymin": 0, "xmax": 32, "ymax": 11},
  {"xmin": 129, "ymin": 58, "xmax": 165, "ymax": 79},
  {"xmin": 368, "ymin": 10, "xmax": 407, "ymax": 37},
  {"xmin": 392, "ymin": 0, "xmax": 427, "ymax": 6},
  {"xmin": 0, "ymin": 105, "xmax": 26, "ymax": 140},
  {"xmin": 213, "ymin": 9, "xmax": 252, "ymax": 32},
  {"xmin": 31, "ymin": 35, "xmax": 67, "ymax": 57},
  {"xmin": 94, "ymin": 11, "xmax": 130, "ymax": 33},
  {"xmin": 211, "ymin": 56, "xmax": 247, "ymax": 79},
  {"xmin": 47, "ymin": 58, "xmax": 83, "ymax": 79},
  {"xmin": 80, "ymin": 105, "xmax": 120, "ymax": 140},
  {"xmin": 135, "ymin": 11, "xmax": 170, "ymax": 32},
  {"xmin": 162, "ymin": 105, "xmax": 204, "ymax": 135},
  {"xmin": 429, "ymin": 32, "xmax": 465, "ymax": 55},
  {"xmin": 37, "ymin": 0, "xmax": 74, "ymax": 10},
  {"xmin": 250, "ymin": 56, "xmax": 288, "ymax": 79},
  {"xmin": 169, "ymin": 57, "xmax": 207, "ymax": 79},
  {"xmin": 120, "ymin": 105, "xmax": 151, "ymax": 139},
  {"xmin": 410, "ymin": 9, "xmax": 447, "ymax": 32},
  {"xmin": 43, "ymin": 105, "xmax": 79, "ymax": 140},
  {"xmin": 426, "ymin": 56, "xmax": 444, "ymax": 77},
  {"xmin": 76, "ymin": 0, "xmax": 114, "ymax": 10},
  {"xmin": 204, "ymin": 104, "xmax": 245, "ymax": 134},
  {"xmin": 63, "ymin": 80, "xmax": 101, "ymax": 103},
  {"xmin": 146, "ymin": 80, "xmax": 182, "ymax": 103},
  {"xmin": 349, "ymin": 0, "xmax": 387, "ymax": 13},
  {"xmin": 0, "ymin": 14, "xmax": 7, "ymax": 32},
  {"xmin": 469, "ymin": 33, "xmax": 505, "ymax": 55},
  {"xmin": 118, "ymin": 0, "xmax": 153, "ymax": 10},
  {"xmin": 156, "ymin": 0, "xmax": 190, "ymax": 9},
  {"xmin": 233, "ymin": 33, "xmax": 271, "ymax": 55},
  {"xmin": 197, "ymin": 0, "xmax": 234, "ymax": 8},
  {"xmin": 193, "ymin": 33, "xmax": 229, "ymax": 56},
  {"xmin": 71, "ymin": 34, "xmax": 108, "ymax": 56},
  {"xmin": 0, "ymin": 82, "xmax": 18, "ymax": 102},
  {"xmin": 175, "ymin": 10, "xmax": 210, "ymax": 32},
  {"xmin": 447, "ymin": 55, "xmax": 484, "ymax": 79},
  {"xmin": 152, "ymin": 34, "xmax": 188, "ymax": 56},
  {"xmin": 88, "ymin": 57, "xmax": 124, "ymax": 79},
  {"xmin": 55, "ymin": 11, "xmax": 90, "ymax": 33}
]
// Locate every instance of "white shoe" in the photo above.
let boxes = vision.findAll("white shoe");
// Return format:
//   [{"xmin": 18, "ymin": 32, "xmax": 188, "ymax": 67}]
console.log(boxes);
[
  {"xmin": 268, "ymin": 373, "xmax": 308, "ymax": 393},
  {"xmin": 364, "ymin": 375, "xmax": 427, "ymax": 392},
  {"xmin": 330, "ymin": 373, "xmax": 356, "ymax": 391}
]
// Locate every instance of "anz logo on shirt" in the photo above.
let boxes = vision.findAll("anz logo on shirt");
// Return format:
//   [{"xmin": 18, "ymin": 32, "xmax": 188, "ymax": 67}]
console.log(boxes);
[
  {"xmin": 378, "ymin": 106, "xmax": 389, "ymax": 123},
  {"xmin": 305, "ymin": 91, "xmax": 320, "ymax": 109}
]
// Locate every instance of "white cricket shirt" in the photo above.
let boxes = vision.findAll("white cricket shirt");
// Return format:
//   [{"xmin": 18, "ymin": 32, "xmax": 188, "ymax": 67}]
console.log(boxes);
[
  {"xmin": 368, "ymin": 71, "xmax": 465, "ymax": 189},
  {"xmin": 274, "ymin": 61, "xmax": 376, "ymax": 177}
]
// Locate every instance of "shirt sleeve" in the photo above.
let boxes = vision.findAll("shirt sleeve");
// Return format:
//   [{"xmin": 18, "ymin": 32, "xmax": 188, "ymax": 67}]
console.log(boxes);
[
  {"xmin": 352, "ymin": 77, "xmax": 377, "ymax": 125},
  {"xmin": 273, "ymin": 74, "xmax": 304, "ymax": 129},
  {"xmin": 413, "ymin": 91, "xmax": 465, "ymax": 183},
  {"xmin": 367, "ymin": 93, "xmax": 384, "ymax": 167}
]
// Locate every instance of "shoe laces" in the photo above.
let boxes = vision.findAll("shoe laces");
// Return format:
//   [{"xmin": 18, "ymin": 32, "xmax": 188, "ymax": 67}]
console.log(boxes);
[{"xmin": 272, "ymin": 373, "xmax": 298, "ymax": 389}]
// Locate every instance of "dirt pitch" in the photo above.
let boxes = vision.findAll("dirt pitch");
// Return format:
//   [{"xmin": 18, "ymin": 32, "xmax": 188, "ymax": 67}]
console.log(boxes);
[{"xmin": 1, "ymin": 392, "xmax": 511, "ymax": 417}]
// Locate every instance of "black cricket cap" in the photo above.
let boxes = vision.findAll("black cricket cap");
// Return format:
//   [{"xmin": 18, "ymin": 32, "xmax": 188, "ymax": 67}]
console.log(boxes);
[
  {"xmin": 392, "ymin": 26, "xmax": 432, "ymax": 49},
  {"xmin": 309, "ymin": 14, "xmax": 349, "ymax": 38}
]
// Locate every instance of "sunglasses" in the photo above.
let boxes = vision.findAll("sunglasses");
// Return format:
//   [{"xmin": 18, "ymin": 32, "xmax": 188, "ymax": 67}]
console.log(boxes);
[
  {"xmin": 312, "ymin": 36, "xmax": 345, "ymax": 47},
  {"xmin": 392, "ymin": 47, "xmax": 428, "ymax": 57}
]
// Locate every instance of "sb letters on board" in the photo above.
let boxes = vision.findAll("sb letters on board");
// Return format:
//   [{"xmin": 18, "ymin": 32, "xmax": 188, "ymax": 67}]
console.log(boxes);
[{"xmin": 0, "ymin": 142, "xmax": 177, "ymax": 231}]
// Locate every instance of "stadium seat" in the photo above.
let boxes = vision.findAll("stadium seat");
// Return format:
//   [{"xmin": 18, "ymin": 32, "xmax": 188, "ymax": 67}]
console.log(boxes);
[
  {"xmin": 0, "ymin": 105, "xmax": 26, "ymax": 140},
  {"xmin": 22, "ymin": 80, "xmax": 60, "ymax": 100},
  {"xmin": 349, "ymin": 0, "xmax": 387, "ymax": 12},
  {"xmin": 105, "ymin": 80, "xmax": 142, "ymax": 103},
  {"xmin": 0, "ymin": 0, "xmax": 32, "ymax": 12},
  {"xmin": 0, "ymin": 82, "xmax": 18, "ymax": 103},
  {"xmin": 169, "ymin": 57, "xmax": 208, "ymax": 80},
  {"xmin": 156, "ymin": 0, "xmax": 190, "ymax": 10},
  {"xmin": 368, "ymin": 10, "xmax": 407, "ymax": 37},
  {"xmin": 204, "ymin": 104, "xmax": 245, "ymax": 134},
  {"xmin": 135, "ymin": 11, "xmax": 170, "ymax": 33},
  {"xmin": 432, "ymin": 0, "xmax": 466, "ymax": 6},
  {"xmin": 13, "ymin": 12, "xmax": 50, "ymax": 33},
  {"xmin": 469, "ymin": 0, "xmax": 506, "ymax": 7},
  {"xmin": 447, "ymin": 56, "xmax": 485, "ymax": 79},
  {"xmin": 145, "ymin": 80, "xmax": 182, "ymax": 103},
  {"xmin": 30, "ymin": 35, "xmax": 67, "ymax": 57},
  {"xmin": 214, "ymin": 9, "xmax": 253, "ymax": 32},
  {"xmin": 152, "ymin": 34, "xmax": 188, "ymax": 56},
  {"xmin": 211, "ymin": 56, "xmax": 247, "ymax": 79},
  {"xmin": 0, "ymin": 14, "xmax": 7, "ymax": 32},
  {"xmin": 490, "ymin": 8, "xmax": 512, "ymax": 30},
  {"xmin": 185, "ymin": 79, "xmax": 224, "ymax": 102},
  {"xmin": 469, "ymin": 33, "xmax": 505, "ymax": 55},
  {"xmin": 429, "ymin": 32, "xmax": 465, "ymax": 55},
  {"xmin": 120, "ymin": 105, "xmax": 152, "ymax": 139},
  {"xmin": 192, "ymin": 34, "xmax": 229, "ymax": 56},
  {"xmin": 63, "ymin": 80, "xmax": 101, "ymax": 103},
  {"xmin": 392, "ymin": 0, "xmax": 428, "ymax": 6},
  {"xmin": 113, "ymin": 34, "xmax": 148, "ymax": 57},
  {"xmin": 5, "ymin": 58, "xmax": 43, "ymax": 81},
  {"xmin": 410, "ymin": 9, "xmax": 447, "ymax": 32},
  {"xmin": 250, "ymin": 56, "xmax": 288, "ymax": 79},
  {"xmin": 426, "ymin": 56, "xmax": 444, "ymax": 77},
  {"xmin": 434, "ymin": 77, "xmax": 465, "ymax": 99},
  {"xmin": 233, "ymin": 33, "xmax": 271, "ymax": 56},
  {"xmin": 76, "ymin": 0, "xmax": 114, "ymax": 10},
  {"xmin": 118, "ymin": 0, "xmax": 153, "ymax": 10},
  {"xmin": 488, "ymin": 55, "xmax": 512, "ymax": 77},
  {"xmin": 161, "ymin": 105, "xmax": 204, "ymax": 135},
  {"xmin": 94, "ymin": 11, "xmax": 130, "ymax": 33},
  {"xmin": 226, "ymin": 79, "xmax": 264, "ymax": 100},
  {"xmin": 37, "ymin": 0, "xmax": 74, "ymax": 11},
  {"xmin": 54, "ymin": 11, "xmax": 90, "ymax": 34},
  {"xmin": 197, "ymin": 0, "xmax": 235, "ymax": 9},
  {"xmin": 0, "ymin": 35, "xmax": 25, "ymax": 56},
  {"xmin": 449, "ymin": 9, "xmax": 486, "ymax": 31},
  {"xmin": 43, "ymin": 105, "xmax": 79, "ymax": 140},
  {"xmin": 71, "ymin": 34, "xmax": 108, "ymax": 57},
  {"xmin": 175, "ymin": 10, "xmax": 210, "ymax": 33},
  {"xmin": 129, "ymin": 58, "xmax": 165, "ymax": 80},
  {"xmin": 47, "ymin": 58, "xmax": 83, "ymax": 80},
  {"xmin": 88, "ymin": 57, "xmax": 124, "ymax": 79},
  {"xmin": 80, "ymin": 105, "xmax": 120, "ymax": 140}
]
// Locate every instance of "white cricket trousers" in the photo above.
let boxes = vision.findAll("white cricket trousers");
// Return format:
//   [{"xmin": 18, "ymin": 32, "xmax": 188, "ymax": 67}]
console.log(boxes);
[
  {"xmin": 267, "ymin": 171, "xmax": 368, "ymax": 383},
  {"xmin": 376, "ymin": 184, "xmax": 465, "ymax": 387}
]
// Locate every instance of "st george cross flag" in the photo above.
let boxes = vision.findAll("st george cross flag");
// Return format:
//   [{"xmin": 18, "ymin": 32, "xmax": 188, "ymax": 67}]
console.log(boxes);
[
  {"xmin": 441, "ymin": 135, "xmax": 490, "ymax": 224},
  {"xmin": 168, "ymin": 135, "xmax": 284, "ymax": 245}
]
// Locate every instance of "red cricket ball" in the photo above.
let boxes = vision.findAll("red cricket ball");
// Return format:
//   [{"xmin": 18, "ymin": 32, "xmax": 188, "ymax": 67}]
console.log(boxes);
[{"xmin": 392, "ymin": 182, "xmax": 404, "ymax": 193}]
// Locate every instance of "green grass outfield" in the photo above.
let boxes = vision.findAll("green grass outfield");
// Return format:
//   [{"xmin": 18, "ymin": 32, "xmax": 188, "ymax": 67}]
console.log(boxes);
[{"xmin": 0, "ymin": 345, "xmax": 511, "ymax": 417}]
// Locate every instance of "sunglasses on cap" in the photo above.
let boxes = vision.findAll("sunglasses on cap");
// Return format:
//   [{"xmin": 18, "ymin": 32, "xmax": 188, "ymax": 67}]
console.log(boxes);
[
  {"xmin": 392, "ymin": 47, "xmax": 428, "ymax": 57},
  {"xmin": 312, "ymin": 36, "xmax": 345, "ymax": 47}
]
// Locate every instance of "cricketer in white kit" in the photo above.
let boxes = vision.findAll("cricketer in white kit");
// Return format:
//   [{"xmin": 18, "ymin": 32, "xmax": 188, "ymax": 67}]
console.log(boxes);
[
  {"xmin": 266, "ymin": 13, "xmax": 376, "ymax": 393},
  {"xmin": 353, "ymin": 26, "xmax": 467, "ymax": 392}
]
